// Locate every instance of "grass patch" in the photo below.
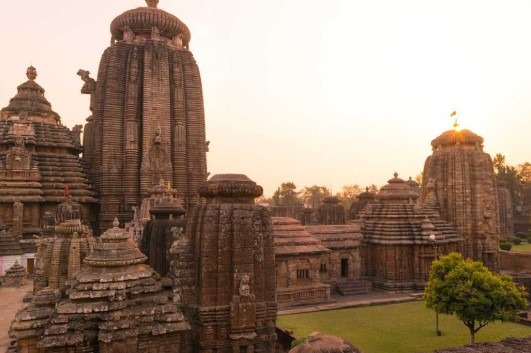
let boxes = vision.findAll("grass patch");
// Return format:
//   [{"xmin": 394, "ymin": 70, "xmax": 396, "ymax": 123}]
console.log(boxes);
[
  {"xmin": 510, "ymin": 243, "xmax": 531, "ymax": 253},
  {"xmin": 277, "ymin": 301, "xmax": 531, "ymax": 353}
]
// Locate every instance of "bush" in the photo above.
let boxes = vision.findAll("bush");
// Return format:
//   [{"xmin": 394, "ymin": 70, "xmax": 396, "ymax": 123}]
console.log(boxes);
[
  {"xmin": 500, "ymin": 243, "xmax": 512, "ymax": 251},
  {"xmin": 515, "ymin": 232, "xmax": 527, "ymax": 239},
  {"xmin": 291, "ymin": 336, "xmax": 308, "ymax": 348},
  {"xmin": 527, "ymin": 237, "xmax": 531, "ymax": 244},
  {"xmin": 513, "ymin": 238, "xmax": 522, "ymax": 245}
]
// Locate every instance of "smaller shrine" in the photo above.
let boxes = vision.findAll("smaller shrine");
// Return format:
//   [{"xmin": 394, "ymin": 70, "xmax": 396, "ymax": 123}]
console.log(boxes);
[
  {"xmin": 318, "ymin": 197, "xmax": 346, "ymax": 225},
  {"xmin": 0, "ymin": 219, "xmax": 25, "ymax": 275},
  {"xmin": 2, "ymin": 260, "xmax": 28, "ymax": 287},
  {"xmin": 272, "ymin": 217, "xmax": 331, "ymax": 306},
  {"xmin": 33, "ymin": 196, "xmax": 96, "ymax": 293},
  {"xmin": 361, "ymin": 173, "xmax": 463, "ymax": 291}
]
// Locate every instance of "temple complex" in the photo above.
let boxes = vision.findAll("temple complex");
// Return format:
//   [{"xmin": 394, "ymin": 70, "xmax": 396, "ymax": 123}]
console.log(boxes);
[
  {"xmin": 82, "ymin": 0, "xmax": 208, "ymax": 230},
  {"xmin": 170, "ymin": 174, "xmax": 277, "ymax": 352},
  {"xmin": 0, "ymin": 66, "xmax": 97, "ymax": 257},
  {"xmin": 348, "ymin": 187, "xmax": 376, "ymax": 220},
  {"xmin": 362, "ymin": 173, "xmax": 463, "ymax": 291},
  {"xmin": 421, "ymin": 127, "xmax": 500, "ymax": 269}
]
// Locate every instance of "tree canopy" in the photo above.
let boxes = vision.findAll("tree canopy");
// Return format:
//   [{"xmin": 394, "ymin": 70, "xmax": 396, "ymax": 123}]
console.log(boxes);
[
  {"xmin": 424, "ymin": 253, "xmax": 527, "ymax": 344},
  {"xmin": 272, "ymin": 182, "xmax": 300, "ymax": 206},
  {"xmin": 299, "ymin": 185, "xmax": 331, "ymax": 209}
]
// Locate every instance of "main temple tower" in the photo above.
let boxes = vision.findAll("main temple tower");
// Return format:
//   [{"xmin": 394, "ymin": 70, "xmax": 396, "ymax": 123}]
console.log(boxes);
[
  {"xmin": 83, "ymin": 0, "xmax": 207, "ymax": 230},
  {"xmin": 421, "ymin": 125, "xmax": 499, "ymax": 269}
]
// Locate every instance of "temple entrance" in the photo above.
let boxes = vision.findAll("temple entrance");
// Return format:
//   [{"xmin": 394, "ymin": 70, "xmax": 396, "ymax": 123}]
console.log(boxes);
[
  {"xmin": 26, "ymin": 258, "xmax": 34, "ymax": 275},
  {"xmin": 341, "ymin": 259, "xmax": 349, "ymax": 277}
]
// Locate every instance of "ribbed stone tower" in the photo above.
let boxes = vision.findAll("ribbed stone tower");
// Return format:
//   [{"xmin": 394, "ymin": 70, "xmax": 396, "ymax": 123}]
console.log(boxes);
[
  {"xmin": 83, "ymin": 0, "xmax": 207, "ymax": 230},
  {"xmin": 421, "ymin": 127, "xmax": 499, "ymax": 269},
  {"xmin": 171, "ymin": 174, "xmax": 277, "ymax": 352},
  {"xmin": 0, "ymin": 67, "xmax": 96, "ymax": 238}
]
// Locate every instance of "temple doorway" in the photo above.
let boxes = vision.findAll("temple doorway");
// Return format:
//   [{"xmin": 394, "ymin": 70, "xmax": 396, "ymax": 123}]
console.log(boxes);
[{"xmin": 341, "ymin": 258, "xmax": 349, "ymax": 277}]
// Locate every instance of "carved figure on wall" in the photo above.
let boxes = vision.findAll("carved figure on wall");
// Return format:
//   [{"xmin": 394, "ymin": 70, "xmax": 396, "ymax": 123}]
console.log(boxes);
[
  {"xmin": 122, "ymin": 26, "xmax": 135, "ymax": 43},
  {"xmin": 151, "ymin": 26, "xmax": 161, "ymax": 40},
  {"xmin": 205, "ymin": 140, "xmax": 210, "ymax": 152},
  {"xmin": 423, "ymin": 178, "xmax": 438, "ymax": 207},
  {"xmin": 482, "ymin": 203, "xmax": 496, "ymax": 235},
  {"xmin": 154, "ymin": 126, "xmax": 162, "ymax": 144},
  {"xmin": 6, "ymin": 139, "xmax": 31, "ymax": 171},
  {"xmin": 19, "ymin": 111, "xmax": 28, "ymax": 121},
  {"xmin": 239, "ymin": 274, "xmax": 251, "ymax": 297}
]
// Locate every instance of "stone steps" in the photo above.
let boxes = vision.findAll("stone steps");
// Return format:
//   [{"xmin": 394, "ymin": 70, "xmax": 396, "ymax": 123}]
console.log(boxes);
[{"xmin": 336, "ymin": 279, "xmax": 369, "ymax": 296}]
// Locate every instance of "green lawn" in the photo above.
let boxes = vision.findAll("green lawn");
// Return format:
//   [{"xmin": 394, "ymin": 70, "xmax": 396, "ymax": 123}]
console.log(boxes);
[
  {"xmin": 510, "ymin": 243, "xmax": 531, "ymax": 253},
  {"xmin": 277, "ymin": 301, "xmax": 531, "ymax": 353}
]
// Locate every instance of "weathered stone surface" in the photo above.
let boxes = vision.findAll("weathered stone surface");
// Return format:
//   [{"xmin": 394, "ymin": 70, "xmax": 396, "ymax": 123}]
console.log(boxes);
[
  {"xmin": 170, "ymin": 174, "xmax": 277, "ymax": 352},
  {"xmin": 422, "ymin": 128, "xmax": 500, "ymax": 269},
  {"xmin": 497, "ymin": 180, "xmax": 514, "ymax": 240},
  {"xmin": 85, "ymin": 0, "xmax": 208, "ymax": 231},
  {"xmin": 0, "ymin": 67, "xmax": 97, "ymax": 242}
]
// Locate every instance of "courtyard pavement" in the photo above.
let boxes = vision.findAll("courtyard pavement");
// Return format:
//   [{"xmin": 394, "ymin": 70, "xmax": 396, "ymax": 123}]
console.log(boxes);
[
  {"xmin": 278, "ymin": 291, "xmax": 424, "ymax": 315},
  {"xmin": 0, "ymin": 281, "xmax": 32, "ymax": 351}
]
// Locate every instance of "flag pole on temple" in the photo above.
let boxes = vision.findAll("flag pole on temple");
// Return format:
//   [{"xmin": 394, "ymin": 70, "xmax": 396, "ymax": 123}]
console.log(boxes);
[
  {"xmin": 451, "ymin": 110, "xmax": 459, "ymax": 130},
  {"xmin": 64, "ymin": 183, "xmax": 70, "ymax": 200}
]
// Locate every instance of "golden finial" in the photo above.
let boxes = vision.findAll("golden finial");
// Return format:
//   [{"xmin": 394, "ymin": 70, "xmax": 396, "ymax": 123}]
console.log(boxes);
[{"xmin": 146, "ymin": 0, "xmax": 159, "ymax": 8}]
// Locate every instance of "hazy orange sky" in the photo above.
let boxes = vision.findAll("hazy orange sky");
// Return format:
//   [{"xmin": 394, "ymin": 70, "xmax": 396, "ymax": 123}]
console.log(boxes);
[{"xmin": 1, "ymin": 0, "xmax": 530, "ymax": 196}]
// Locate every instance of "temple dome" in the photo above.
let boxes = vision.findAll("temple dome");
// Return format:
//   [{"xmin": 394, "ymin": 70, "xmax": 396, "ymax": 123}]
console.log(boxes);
[
  {"xmin": 377, "ymin": 173, "xmax": 419, "ymax": 203},
  {"xmin": 431, "ymin": 129, "xmax": 484, "ymax": 148},
  {"xmin": 1, "ymin": 66, "xmax": 60, "ymax": 121},
  {"xmin": 110, "ymin": 1, "xmax": 191, "ymax": 45}
]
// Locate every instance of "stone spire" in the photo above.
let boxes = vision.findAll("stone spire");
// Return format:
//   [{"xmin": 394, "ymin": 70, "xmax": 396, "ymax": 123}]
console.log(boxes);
[
  {"xmin": 422, "ymin": 127, "xmax": 499, "ymax": 269},
  {"xmin": 88, "ymin": 2, "xmax": 207, "ymax": 230},
  {"xmin": 26, "ymin": 65, "xmax": 37, "ymax": 80}
]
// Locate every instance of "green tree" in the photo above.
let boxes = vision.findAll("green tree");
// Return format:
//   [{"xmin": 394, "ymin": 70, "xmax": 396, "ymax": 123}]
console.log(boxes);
[
  {"xmin": 493, "ymin": 153, "xmax": 524, "ymax": 208},
  {"xmin": 336, "ymin": 184, "xmax": 364, "ymax": 209},
  {"xmin": 424, "ymin": 253, "xmax": 527, "ymax": 344},
  {"xmin": 275, "ymin": 182, "xmax": 300, "ymax": 206},
  {"xmin": 300, "ymin": 185, "xmax": 331, "ymax": 208}
]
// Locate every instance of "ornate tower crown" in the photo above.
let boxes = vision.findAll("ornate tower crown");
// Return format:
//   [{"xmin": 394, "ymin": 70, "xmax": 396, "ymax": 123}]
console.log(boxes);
[{"xmin": 146, "ymin": 0, "xmax": 159, "ymax": 8}]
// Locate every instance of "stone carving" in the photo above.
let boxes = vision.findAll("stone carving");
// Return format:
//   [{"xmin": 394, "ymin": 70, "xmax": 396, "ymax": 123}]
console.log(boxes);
[
  {"xmin": 239, "ymin": 274, "xmax": 251, "ymax": 297},
  {"xmin": 482, "ymin": 203, "xmax": 496, "ymax": 235},
  {"xmin": 6, "ymin": 139, "xmax": 31, "ymax": 170},
  {"xmin": 173, "ymin": 33, "xmax": 184, "ymax": 48},
  {"xmin": 422, "ymin": 178, "xmax": 438, "ymax": 206},
  {"xmin": 76, "ymin": 69, "xmax": 96, "ymax": 94},
  {"xmin": 146, "ymin": 0, "xmax": 159, "ymax": 8},
  {"xmin": 122, "ymin": 25, "xmax": 135, "ymax": 43},
  {"xmin": 151, "ymin": 26, "xmax": 161, "ymax": 40}
]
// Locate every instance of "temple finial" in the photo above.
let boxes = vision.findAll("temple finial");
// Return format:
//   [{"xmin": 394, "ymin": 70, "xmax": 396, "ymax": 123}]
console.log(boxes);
[
  {"xmin": 113, "ymin": 217, "xmax": 120, "ymax": 228},
  {"xmin": 146, "ymin": 0, "xmax": 159, "ymax": 8},
  {"xmin": 453, "ymin": 118, "xmax": 459, "ymax": 131},
  {"xmin": 26, "ymin": 66, "xmax": 37, "ymax": 81},
  {"xmin": 394, "ymin": 172, "xmax": 398, "ymax": 178}
]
